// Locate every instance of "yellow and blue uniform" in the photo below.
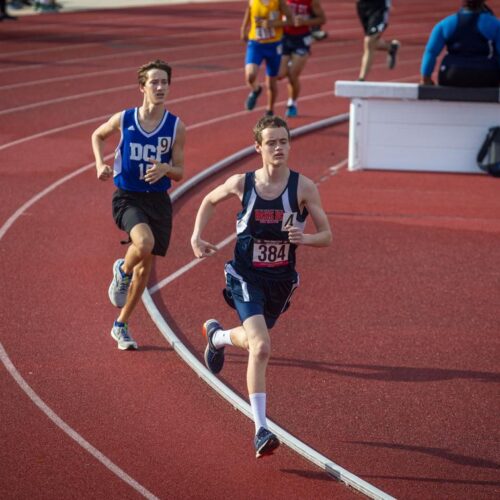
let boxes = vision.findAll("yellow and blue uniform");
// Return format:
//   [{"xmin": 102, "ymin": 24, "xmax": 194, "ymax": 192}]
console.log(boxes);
[{"xmin": 246, "ymin": 0, "xmax": 284, "ymax": 77}]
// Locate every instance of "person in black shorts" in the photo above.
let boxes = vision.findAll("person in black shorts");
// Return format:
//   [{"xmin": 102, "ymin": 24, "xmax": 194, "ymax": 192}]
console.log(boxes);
[
  {"xmin": 191, "ymin": 116, "xmax": 332, "ymax": 458},
  {"xmin": 356, "ymin": 0, "xmax": 400, "ymax": 81},
  {"xmin": 91, "ymin": 60, "xmax": 186, "ymax": 350}
]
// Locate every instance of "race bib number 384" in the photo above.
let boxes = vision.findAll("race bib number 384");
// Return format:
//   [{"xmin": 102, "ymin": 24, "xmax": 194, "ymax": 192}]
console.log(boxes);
[{"xmin": 252, "ymin": 240, "xmax": 290, "ymax": 268}]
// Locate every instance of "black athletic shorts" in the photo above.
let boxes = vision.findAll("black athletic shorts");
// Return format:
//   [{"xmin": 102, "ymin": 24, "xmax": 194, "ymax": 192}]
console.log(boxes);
[
  {"xmin": 282, "ymin": 33, "xmax": 313, "ymax": 57},
  {"xmin": 438, "ymin": 54, "xmax": 500, "ymax": 87},
  {"xmin": 357, "ymin": 0, "xmax": 389, "ymax": 36},
  {"xmin": 111, "ymin": 188, "xmax": 172, "ymax": 257}
]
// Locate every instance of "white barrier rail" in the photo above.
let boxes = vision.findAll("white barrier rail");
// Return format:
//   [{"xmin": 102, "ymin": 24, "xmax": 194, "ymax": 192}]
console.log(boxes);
[{"xmin": 335, "ymin": 81, "xmax": 500, "ymax": 174}]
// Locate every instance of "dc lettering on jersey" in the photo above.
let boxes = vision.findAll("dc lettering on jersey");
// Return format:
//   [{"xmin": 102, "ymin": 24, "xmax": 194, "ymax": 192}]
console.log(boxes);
[{"xmin": 129, "ymin": 137, "xmax": 172, "ymax": 162}]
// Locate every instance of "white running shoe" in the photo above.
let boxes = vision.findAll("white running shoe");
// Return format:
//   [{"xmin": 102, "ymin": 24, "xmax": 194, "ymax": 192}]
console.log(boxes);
[
  {"xmin": 108, "ymin": 259, "xmax": 131, "ymax": 308},
  {"xmin": 110, "ymin": 323, "xmax": 138, "ymax": 350}
]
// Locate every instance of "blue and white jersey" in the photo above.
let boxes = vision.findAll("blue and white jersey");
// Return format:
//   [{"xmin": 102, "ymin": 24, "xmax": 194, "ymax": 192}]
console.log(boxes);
[
  {"xmin": 113, "ymin": 107, "xmax": 179, "ymax": 192},
  {"xmin": 231, "ymin": 170, "xmax": 308, "ymax": 280}
]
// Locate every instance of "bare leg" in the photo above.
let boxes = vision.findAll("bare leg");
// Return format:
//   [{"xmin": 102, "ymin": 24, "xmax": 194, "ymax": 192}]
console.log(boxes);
[
  {"xmin": 359, "ymin": 33, "xmax": 393, "ymax": 80},
  {"xmin": 229, "ymin": 316, "xmax": 270, "ymax": 394},
  {"xmin": 245, "ymin": 63, "xmax": 260, "ymax": 92},
  {"xmin": 287, "ymin": 53, "xmax": 308, "ymax": 101},
  {"xmin": 265, "ymin": 75, "xmax": 278, "ymax": 114},
  {"xmin": 117, "ymin": 223, "xmax": 154, "ymax": 324}
]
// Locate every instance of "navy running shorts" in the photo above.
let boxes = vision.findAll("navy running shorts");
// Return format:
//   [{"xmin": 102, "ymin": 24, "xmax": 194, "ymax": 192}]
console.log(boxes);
[
  {"xmin": 282, "ymin": 33, "xmax": 312, "ymax": 57},
  {"xmin": 224, "ymin": 263, "xmax": 298, "ymax": 329},
  {"xmin": 111, "ymin": 188, "xmax": 172, "ymax": 257}
]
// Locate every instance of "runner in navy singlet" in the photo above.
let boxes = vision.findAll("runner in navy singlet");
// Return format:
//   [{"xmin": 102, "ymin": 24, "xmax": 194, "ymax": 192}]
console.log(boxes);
[
  {"xmin": 191, "ymin": 116, "xmax": 332, "ymax": 458},
  {"xmin": 91, "ymin": 60, "xmax": 186, "ymax": 351}
]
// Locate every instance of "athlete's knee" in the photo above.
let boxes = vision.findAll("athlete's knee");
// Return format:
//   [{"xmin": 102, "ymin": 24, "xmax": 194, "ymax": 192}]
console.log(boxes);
[
  {"xmin": 134, "ymin": 235, "xmax": 154, "ymax": 258},
  {"xmin": 364, "ymin": 34, "xmax": 378, "ymax": 51},
  {"xmin": 249, "ymin": 338, "xmax": 271, "ymax": 362}
]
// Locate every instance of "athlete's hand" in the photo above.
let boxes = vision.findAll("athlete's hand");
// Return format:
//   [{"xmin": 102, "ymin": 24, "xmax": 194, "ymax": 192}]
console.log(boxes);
[
  {"xmin": 191, "ymin": 238, "xmax": 218, "ymax": 258},
  {"xmin": 420, "ymin": 76, "xmax": 434, "ymax": 86},
  {"xmin": 96, "ymin": 163, "xmax": 113, "ymax": 181},
  {"xmin": 294, "ymin": 15, "xmax": 306, "ymax": 27},
  {"xmin": 145, "ymin": 158, "xmax": 169, "ymax": 184},
  {"xmin": 286, "ymin": 225, "xmax": 305, "ymax": 245}
]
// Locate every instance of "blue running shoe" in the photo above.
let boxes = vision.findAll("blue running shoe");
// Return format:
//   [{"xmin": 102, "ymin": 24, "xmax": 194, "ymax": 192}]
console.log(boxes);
[
  {"xmin": 254, "ymin": 427, "xmax": 280, "ymax": 458},
  {"xmin": 285, "ymin": 104, "xmax": 297, "ymax": 118},
  {"xmin": 245, "ymin": 86, "xmax": 262, "ymax": 111},
  {"xmin": 111, "ymin": 322, "xmax": 138, "ymax": 350},
  {"xmin": 108, "ymin": 259, "xmax": 132, "ymax": 308},
  {"xmin": 202, "ymin": 319, "xmax": 225, "ymax": 374}
]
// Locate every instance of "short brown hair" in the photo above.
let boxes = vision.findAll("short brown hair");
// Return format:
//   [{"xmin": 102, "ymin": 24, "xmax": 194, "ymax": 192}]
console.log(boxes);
[
  {"xmin": 137, "ymin": 59, "xmax": 172, "ymax": 86},
  {"xmin": 253, "ymin": 115, "xmax": 291, "ymax": 145}
]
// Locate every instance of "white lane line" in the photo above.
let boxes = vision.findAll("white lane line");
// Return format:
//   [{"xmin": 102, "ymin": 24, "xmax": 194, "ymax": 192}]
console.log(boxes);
[
  {"xmin": 0, "ymin": 34, "xmax": 234, "ymax": 75},
  {"xmin": 148, "ymin": 234, "xmax": 236, "ymax": 295},
  {"xmin": 0, "ymin": 15, "xmax": 237, "ymax": 60},
  {"xmin": 0, "ymin": 57, "xmax": 422, "ymax": 151},
  {"xmin": 0, "ymin": 47, "xmax": 242, "ymax": 91},
  {"xmin": 0, "ymin": 343, "xmax": 159, "ymax": 500}
]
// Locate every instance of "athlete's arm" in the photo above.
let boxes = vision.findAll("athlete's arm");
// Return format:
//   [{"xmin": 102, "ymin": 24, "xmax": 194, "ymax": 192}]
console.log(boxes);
[
  {"xmin": 294, "ymin": 0, "xmax": 326, "ymax": 28},
  {"xmin": 91, "ymin": 111, "xmax": 121, "ymax": 181},
  {"xmin": 289, "ymin": 175, "xmax": 332, "ymax": 247},
  {"xmin": 269, "ymin": 0, "xmax": 293, "ymax": 28},
  {"xmin": 191, "ymin": 174, "xmax": 245, "ymax": 258},
  {"xmin": 145, "ymin": 119, "xmax": 186, "ymax": 184},
  {"xmin": 420, "ymin": 16, "xmax": 453, "ymax": 82},
  {"xmin": 241, "ymin": 3, "xmax": 251, "ymax": 41}
]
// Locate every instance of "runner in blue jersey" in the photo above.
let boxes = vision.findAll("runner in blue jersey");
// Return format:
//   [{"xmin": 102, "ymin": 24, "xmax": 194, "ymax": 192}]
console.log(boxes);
[
  {"xmin": 420, "ymin": 0, "xmax": 500, "ymax": 87},
  {"xmin": 191, "ymin": 116, "xmax": 332, "ymax": 458},
  {"xmin": 91, "ymin": 59, "xmax": 186, "ymax": 351}
]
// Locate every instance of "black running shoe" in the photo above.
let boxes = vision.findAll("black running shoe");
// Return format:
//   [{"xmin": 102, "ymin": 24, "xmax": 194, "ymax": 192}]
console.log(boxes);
[
  {"xmin": 254, "ymin": 427, "xmax": 280, "ymax": 458},
  {"xmin": 202, "ymin": 319, "xmax": 225, "ymax": 374},
  {"xmin": 387, "ymin": 40, "xmax": 400, "ymax": 69}
]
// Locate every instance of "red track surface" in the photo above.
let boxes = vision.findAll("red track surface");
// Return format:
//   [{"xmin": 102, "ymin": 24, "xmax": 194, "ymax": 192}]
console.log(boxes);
[{"xmin": 1, "ymin": 2, "xmax": 499, "ymax": 499}]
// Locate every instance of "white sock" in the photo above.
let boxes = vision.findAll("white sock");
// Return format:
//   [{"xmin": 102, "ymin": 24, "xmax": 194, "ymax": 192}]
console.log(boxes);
[
  {"xmin": 212, "ymin": 329, "xmax": 233, "ymax": 349},
  {"xmin": 287, "ymin": 98, "xmax": 295, "ymax": 107},
  {"xmin": 249, "ymin": 393, "xmax": 267, "ymax": 433}
]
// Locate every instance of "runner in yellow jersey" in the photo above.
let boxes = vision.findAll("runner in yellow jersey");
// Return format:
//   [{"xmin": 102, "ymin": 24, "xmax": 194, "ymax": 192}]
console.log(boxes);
[{"xmin": 241, "ymin": 0, "xmax": 293, "ymax": 116}]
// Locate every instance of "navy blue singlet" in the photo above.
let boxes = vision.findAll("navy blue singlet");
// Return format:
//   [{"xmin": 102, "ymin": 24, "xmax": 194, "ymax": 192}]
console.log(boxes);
[{"xmin": 231, "ymin": 170, "xmax": 308, "ymax": 280}]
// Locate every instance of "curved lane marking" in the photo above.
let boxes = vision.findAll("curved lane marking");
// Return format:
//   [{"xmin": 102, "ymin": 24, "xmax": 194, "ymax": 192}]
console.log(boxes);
[
  {"xmin": 0, "ymin": 58, "xmax": 421, "ymax": 152},
  {"xmin": 0, "ymin": 71, "xmax": 418, "ymax": 496},
  {"xmin": 0, "ymin": 344, "xmax": 159, "ymax": 500}
]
